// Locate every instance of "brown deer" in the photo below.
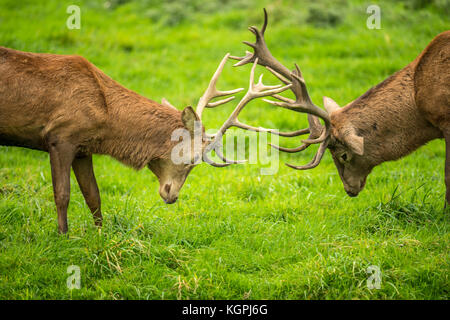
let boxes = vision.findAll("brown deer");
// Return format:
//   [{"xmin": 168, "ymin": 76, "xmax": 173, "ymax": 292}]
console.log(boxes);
[
  {"xmin": 0, "ymin": 46, "xmax": 291, "ymax": 233},
  {"xmin": 231, "ymin": 10, "xmax": 449, "ymax": 205}
]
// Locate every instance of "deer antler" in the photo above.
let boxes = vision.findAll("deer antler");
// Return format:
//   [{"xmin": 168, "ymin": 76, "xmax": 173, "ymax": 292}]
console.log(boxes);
[
  {"xmin": 230, "ymin": 8, "xmax": 331, "ymax": 169},
  {"xmin": 196, "ymin": 53, "xmax": 245, "ymax": 121},
  {"xmin": 196, "ymin": 53, "xmax": 293, "ymax": 166}
]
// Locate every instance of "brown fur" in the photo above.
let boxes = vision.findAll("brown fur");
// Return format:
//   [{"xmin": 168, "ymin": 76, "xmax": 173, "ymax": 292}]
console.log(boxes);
[
  {"xmin": 0, "ymin": 46, "xmax": 197, "ymax": 233},
  {"xmin": 327, "ymin": 31, "xmax": 449, "ymax": 202},
  {"xmin": 0, "ymin": 47, "xmax": 184, "ymax": 167}
]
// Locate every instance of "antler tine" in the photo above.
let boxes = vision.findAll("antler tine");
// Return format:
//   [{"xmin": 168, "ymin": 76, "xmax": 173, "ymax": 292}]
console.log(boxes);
[
  {"xmin": 230, "ymin": 9, "xmax": 293, "ymax": 77},
  {"xmin": 265, "ymin": 66, "xmax": 290, "ymax": 85},
  {"xmin": 201, "ymin": 137, "xmax": 246, "ymax": 166},
  {"xmin": 270, "ymin": 113, "xmax": 323, "ymax": 151},
  {"xmin": 270, "ymin": 142, "xmax": 309, "ymax": 153},
  {"xmin": 232, "ymin": 120, "xmax": 309, "ymax": 137},
  {"xmin": 202, "ymin": 151, "xmax": 231, "ymax": 167},
  {"xmin": 285, "ymin": 138, "xmax": 329, "ymax": 170},
  {"xmin": 196, "ymin": 53, "xmax": 244, "ymax": 119},
  {"xmin": 215, "ymin": 146, "xmax": 247, "ymax": 164}
]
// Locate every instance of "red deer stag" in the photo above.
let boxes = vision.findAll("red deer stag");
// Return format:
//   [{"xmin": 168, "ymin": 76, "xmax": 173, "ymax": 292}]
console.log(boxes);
[
  {"xmin": 231, "ymin": 9, "xmax": 449, "ymax": 205},
  {"xmin": 0, "ymin": 46, "xmax": 291, "ymax": 233}
]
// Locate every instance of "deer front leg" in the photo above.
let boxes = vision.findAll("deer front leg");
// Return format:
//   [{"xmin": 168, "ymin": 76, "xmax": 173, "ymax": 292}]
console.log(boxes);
[
  {"xmin": 445, "ymin": 131, "xmax": 450, "ymax": 209},
  {"xmin": 49, "ymin": 142, "xmax": 76, "ymax": 234},
  {"xmin": 72, "ymin": 155, "xmax": 102, "ymax": 227}
]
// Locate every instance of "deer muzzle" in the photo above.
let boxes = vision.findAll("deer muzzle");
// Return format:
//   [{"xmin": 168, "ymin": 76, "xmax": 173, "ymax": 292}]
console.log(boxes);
[{"xmin": 159, "ymin": 182, "xmax": 179, "ymax": 204}]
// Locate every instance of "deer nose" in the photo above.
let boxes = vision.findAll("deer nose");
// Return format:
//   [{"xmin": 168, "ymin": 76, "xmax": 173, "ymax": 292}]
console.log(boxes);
[
  {"xmin": 164, "ymin": 183, "xmax": 171, "ymax": 194},
  {"xmin": 346, "ymin": 190, "xmax": 358, "ymax": 197},
  {"xmin": 164, "ymin": 196, "xmax": 178, "ymax": 204},
  {"xmin": 161, "ymin": 183, "xmax": 178, "ymax": 204}
]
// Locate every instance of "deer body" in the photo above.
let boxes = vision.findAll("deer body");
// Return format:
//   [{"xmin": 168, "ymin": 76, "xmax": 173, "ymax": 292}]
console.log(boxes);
[
  {"xmin": 233, "ymin": 10, "xmax": 449, "ymax": 205},
  {"xmin": 0, "ymin": 47, "xmax": 183, "ymax": 163},
  {"xmin": 0, "ymin": 45, "xmax": 288, "ymax": 233},
  {"xmin": 327, "ymin": 31, "xmax": 449, "ymax": 198},
  {"xmin": 0, "ymin": 47, "xmax": 198, "ymax": 233},
  {"xmin": 333, "ymin": 60, "xmax": 442, "ymax": 164}
]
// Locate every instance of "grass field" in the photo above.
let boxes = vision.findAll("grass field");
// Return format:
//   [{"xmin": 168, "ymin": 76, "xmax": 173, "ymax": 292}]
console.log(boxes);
[{"xmin": 0, "ymin": 0, "xmax": 449, "ymax": 299}]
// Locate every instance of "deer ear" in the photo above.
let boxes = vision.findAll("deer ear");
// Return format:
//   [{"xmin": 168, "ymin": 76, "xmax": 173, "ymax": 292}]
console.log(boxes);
[
  {"xmin": 342, "ymin": 127, "xmax": 364, "ymax": 156},
  {"xmin": 161, "ymin": 98, "xmax": 177, "ymax": 110},
  {"xmin": 323, "ymin": 96, "xmax": 340, "ymax": 114},
  {"xmin": 181, "ymin": 106, "xmax": 200, "ymax": 136}
]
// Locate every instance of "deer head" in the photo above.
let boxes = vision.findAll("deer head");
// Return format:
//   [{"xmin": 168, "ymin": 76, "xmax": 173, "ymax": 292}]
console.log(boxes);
[
  {"xmin": 146, "ymin": 107, "xmax": 199, "ymax": 204},
  {"xmin": 324, "ymin": 98, "xmax": 370, "ymax": 196},
  {"xmin": 230, "ymin": 9, "xmax": 376, "ymax": 197},
  {"xmin": 149, "ymin": 51, "xmax": 292, "ymax": 203}
]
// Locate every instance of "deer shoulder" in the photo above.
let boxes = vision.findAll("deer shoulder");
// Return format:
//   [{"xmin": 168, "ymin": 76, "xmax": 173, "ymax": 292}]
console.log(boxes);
[{"xmin": 413, "ymin": 30, "xmax": 450, "ymax": 131}]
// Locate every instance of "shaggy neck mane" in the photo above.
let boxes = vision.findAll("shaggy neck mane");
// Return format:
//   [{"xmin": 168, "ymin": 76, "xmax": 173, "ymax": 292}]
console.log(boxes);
[{"xmin": 92, "ymin": 68, "xmax": 184, "ymax": 169}]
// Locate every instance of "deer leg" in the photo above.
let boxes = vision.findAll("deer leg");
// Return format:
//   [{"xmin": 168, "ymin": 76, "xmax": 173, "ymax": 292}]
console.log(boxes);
[
  {"xmin": 72, "ymin": 155, "xmax": 102, "ymax": 227},
  {"xmin": 445, "ymin": 131, "xmax": 450, "ymax": 209},
  {"xmin": 49, "ymin": 142, "xmax": 76, "ymax": 234}
]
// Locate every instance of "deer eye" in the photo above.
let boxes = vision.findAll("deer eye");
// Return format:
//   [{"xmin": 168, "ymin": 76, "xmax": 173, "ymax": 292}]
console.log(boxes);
[{"xmin": 339, "ymin": 153, "xmax": 348, "ymax": 163}]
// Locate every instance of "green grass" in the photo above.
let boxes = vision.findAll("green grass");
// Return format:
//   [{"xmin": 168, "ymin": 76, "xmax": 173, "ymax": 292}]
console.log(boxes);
[{"xmin": 0, "ymin": 0, "xmax": 449, "ymax": 299}]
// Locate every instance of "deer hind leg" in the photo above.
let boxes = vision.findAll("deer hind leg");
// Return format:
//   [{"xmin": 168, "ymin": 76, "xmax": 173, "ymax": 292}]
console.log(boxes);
[
  {"xmin": 72, "ymin": 155, "xmax": 102, "ymax": 227},
  {"xmin": 49, "ymin": 141, "xmax": 76, "ymax": 234}
]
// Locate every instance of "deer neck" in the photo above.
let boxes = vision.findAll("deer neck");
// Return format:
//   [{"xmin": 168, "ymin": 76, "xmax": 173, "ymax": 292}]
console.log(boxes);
[
  {"xmin": 95, "ymin": 80, "xmax": 183, "ymax": 169},
  {"xmin": 336, "ymin": 64, "xmax": 441, "ymax": 165}
]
